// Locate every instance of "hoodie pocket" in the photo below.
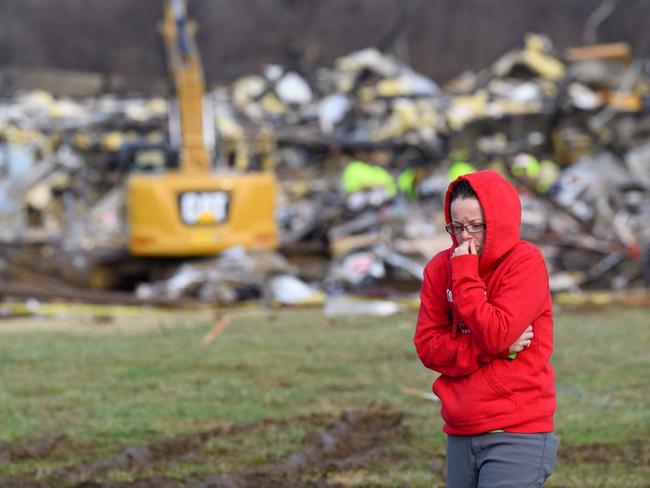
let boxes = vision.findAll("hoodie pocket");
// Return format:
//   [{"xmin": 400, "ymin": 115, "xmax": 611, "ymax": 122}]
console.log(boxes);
[
  {"xmin": 434, "ymin": 365, "xmax": 516, "ymax": 426},
  {"xmin": 483, "ymin": 362, "xmax": 515, "ymax": 399}
]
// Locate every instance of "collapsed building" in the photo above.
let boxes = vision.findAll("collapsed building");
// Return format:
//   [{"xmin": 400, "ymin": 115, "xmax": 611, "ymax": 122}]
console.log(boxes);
[{"xmin": 0, "ymin": 34, "xmax": 648, "ymax": 308}]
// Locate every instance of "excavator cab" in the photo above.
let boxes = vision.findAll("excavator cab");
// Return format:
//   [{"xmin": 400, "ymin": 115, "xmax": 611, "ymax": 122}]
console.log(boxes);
[
  {"xmin": 127, "ymin": 0, "xmax": 278, "ymax": 257},
  {"xmin": 128, "ymin": 171, "xmax": 278, "ymax": 256}
]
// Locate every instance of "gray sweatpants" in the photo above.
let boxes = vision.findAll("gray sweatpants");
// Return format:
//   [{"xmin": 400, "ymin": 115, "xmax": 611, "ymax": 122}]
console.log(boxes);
[{"xmin": 446, "ymin": 432, "xmax": 557, "ymax": 488}]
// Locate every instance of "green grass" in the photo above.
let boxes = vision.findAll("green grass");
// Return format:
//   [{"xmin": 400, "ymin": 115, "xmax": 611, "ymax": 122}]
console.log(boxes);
[{"xmin": 0, "ymin": 306, "xmax": 647, "ymax": 486}]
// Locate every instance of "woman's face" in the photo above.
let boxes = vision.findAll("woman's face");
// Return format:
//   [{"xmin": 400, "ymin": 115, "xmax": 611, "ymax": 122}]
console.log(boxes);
[{"xmin": 450, "ymin": 197, "xmax": 486, "ymax": 255}]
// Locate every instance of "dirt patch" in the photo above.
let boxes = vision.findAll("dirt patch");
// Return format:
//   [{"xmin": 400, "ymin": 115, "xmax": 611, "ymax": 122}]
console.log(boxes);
[
  {"xmin": 559, "ymin": 439, "xmax": 650, "ymax": 467},
  {"xmin": 187, "ymin": 406, "xmax": 407, "ymax": 487},
  {"xmin": 279, "ymin": 408, "xmax": 406, "ymax": 472},
  {"xmin": 0, "ymin": 405, "xmax": 408, "ymax": 487},
  {"xmin": 5, "ymin": 423, "xmax": 648, "ymax": 487},
  {"xmin": 0, "ymin": 420, "xmax": 275, "ymax": 488},
  {"xmin": 55, "ymin": 418, "xmax": 285, "ymax": 483},
  {"xmin": 0, "ymin": 435, "xmax": 68, "ymax": 463}
]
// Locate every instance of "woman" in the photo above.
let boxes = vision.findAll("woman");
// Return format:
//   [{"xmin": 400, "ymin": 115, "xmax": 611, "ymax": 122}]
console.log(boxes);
[{"xmin": 414, "ymin": 170, "xmax": 557, "ymax": 487}]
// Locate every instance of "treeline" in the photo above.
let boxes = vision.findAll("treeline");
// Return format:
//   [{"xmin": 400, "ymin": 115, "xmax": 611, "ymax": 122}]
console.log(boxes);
[{"xmin": 1, "ymin": 0, "xmax": 648, "ymax": 93}]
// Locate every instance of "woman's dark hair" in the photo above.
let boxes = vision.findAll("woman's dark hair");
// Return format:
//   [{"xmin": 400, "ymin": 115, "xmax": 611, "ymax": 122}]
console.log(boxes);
[{"xmin": 450, "ymin": 179, "xmax": 477, "ymax": 202}]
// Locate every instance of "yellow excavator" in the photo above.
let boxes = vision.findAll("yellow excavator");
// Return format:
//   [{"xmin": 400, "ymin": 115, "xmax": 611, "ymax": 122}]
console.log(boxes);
[{"xmin": 127, "ymin": 0, "xmax": 278, "ymax": 257}]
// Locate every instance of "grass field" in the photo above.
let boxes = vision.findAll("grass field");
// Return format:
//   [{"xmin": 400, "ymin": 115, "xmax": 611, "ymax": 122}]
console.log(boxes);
[{"xmin": 0, "ymin": 305, "xmax": 647, "ymax": 487}]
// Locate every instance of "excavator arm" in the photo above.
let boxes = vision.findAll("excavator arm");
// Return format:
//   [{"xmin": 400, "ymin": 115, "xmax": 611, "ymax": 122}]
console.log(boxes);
[
  {"xmin": 126, "ymin": 0, "xmax": 278, "ymax": 258},
  {"xmin": 160, "ymin": 0, "xmax": 211, "ymax": 173}
]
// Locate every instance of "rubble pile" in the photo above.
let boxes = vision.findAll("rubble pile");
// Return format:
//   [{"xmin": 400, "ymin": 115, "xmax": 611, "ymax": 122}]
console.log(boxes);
[
  {"xmin": 0, "ymin": 91, "xmax": 168, "ymax": 248},
  {"xmin": 1, "ymin": 34, "xmax": 649, "ymax": 308},
  {"xmin": 212, "ymin": 46, "xmax": 445, "ymax": 172}
]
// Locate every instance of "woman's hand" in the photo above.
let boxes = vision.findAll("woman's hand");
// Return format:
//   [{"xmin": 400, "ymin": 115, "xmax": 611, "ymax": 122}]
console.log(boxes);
[
  {"xmin": 452, "ymin": 240, "xmax": 477, "ymax": 257},
  {"xmin": 509, "ymin": 325, "xmax": 533, "ymax": 353}
]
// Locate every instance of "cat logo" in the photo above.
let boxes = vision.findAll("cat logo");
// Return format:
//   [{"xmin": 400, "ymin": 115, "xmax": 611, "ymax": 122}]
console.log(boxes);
[{"xmin": 179, "ymin": 191, "xmax": 230, "ymax": 225}]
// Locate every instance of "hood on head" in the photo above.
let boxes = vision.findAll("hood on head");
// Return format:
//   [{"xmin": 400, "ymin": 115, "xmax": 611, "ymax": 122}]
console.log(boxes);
[{"xmin": 444, "ymin": 170, "xmax": 521, "ymax": 272}]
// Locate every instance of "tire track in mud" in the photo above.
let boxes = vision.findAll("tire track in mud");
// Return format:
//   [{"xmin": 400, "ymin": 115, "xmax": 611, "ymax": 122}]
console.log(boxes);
[
  {"xmin": 57, "ymin": 417, "xmax": 289, "ymax": 486},
  {"xmin": 0, "ymin": 419, "xmax": 283, "ymax": 488},
  {"xmin": 0, "ymin": 435, "xmax": 68, "ymax": 464},
  {"xmin": 188, "ymin": 407, "xmax": 408, "ymax": 488},
  {"xmin": 0, "ymin": 405, "xmax": 409, "ymax": 487}
]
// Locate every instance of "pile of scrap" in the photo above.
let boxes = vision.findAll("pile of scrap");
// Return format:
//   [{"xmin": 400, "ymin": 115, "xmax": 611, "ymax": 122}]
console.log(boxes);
[
  {"xmin": 213, "ymin": 45, "xmax": 445, "ymax": 172},
  {"xmin": 0, "ymin": 91, "xmax": 167, "ymax": 249},
  {"xmin": 0, "ymin": 34, "xmax": 648, "ymax": 307}
]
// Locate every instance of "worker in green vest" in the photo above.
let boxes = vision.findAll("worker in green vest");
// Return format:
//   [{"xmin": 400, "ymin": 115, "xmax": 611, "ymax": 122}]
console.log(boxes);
[
  {"xmin": 448, "ymin": 149, "xmax": 476, "ymax": 181},
  {"xmin": 341, "ymin": 160, "xmax": 397, "ymax": 196},
  {"xmin": 512, "ymin": 153, "xmax": 560, "ymax": 193}
]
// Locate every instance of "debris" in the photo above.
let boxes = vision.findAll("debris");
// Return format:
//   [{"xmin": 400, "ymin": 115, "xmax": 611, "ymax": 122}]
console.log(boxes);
[
  {"xmin": 1, "ymin": 33, "xmax": 649, "ymax": 308},
  {"xmin": 399, "ymin": 386, "xmax": 440, "ymax": 402},
  {"xmin": 565, "ymin": 42, "xmax": 631, "ymax": 64},
  {"xmin": 554, "ymin": 289, "xmax": 650, "ymax": 308},
  {"xmin": 201, "ymin": 315, "xmax": 231, "ymax": 345},
  {"xmin": 269, "ymin": 274, "xmax": 324, "ymax": 305},
  {"xmin": 323, "ymin": 296, "xmax": 401, "ymax": 317}
]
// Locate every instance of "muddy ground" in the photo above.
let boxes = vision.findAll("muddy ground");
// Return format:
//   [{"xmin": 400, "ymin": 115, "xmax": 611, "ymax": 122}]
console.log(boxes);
[
  {"xmin": 1, "ymin": 403, "xmax": 649, "ymax": 487},
  {"xmin": 0, "ymin": 405, "xmax": 412, "ymax": 487}
]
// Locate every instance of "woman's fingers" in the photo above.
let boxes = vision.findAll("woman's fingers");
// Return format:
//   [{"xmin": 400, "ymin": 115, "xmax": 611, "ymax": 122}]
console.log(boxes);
[
  {"xmin": 453, "ymin": 241, "xmax": 470, "ymax": 256},
  {"xmin": 510, "ymin": 334, "xmax": 534, "ymax": 353},
  {"xmin": 518, "ymin": 331, "xmax": 533, "ymax": 342},
  {"xmin": 509, "ymin": 326, "xmax": 535, "ymax": 353}
]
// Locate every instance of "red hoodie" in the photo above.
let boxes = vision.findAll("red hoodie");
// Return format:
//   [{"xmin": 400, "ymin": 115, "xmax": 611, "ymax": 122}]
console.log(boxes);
[{"xmin": 414, "ymin": 170, "xmax": 555, "ymax": 435}]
